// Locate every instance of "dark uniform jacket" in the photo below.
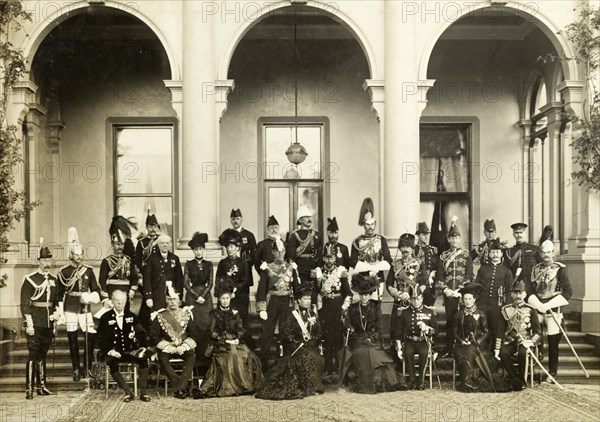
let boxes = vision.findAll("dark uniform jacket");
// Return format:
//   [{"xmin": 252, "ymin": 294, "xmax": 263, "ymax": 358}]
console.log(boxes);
[
  {"xmin": 323, "ymin": 242, "xmax": 350, "ymax": 269},
  {"xmin": 57, "ymin": 264, "xmax": 100, "ymax": 313},
  {"xmin": 504, "ymin": 242, "xmax": 542, "ymax": 287},
  {"xmin": 500, "ymin": 302, "xmax": 541, "ymax": 345},
  {"xmin": 530, "ymin": 262, "xmax": 573, "ymax": 308},
  {"xmin": 386, "ymin": 256, "xmax": 427, "ymax": 303},
  {"xmin": 475, "ymin": 262, "xmax": 513, "ymax": 310},
  {"xmin": 253, "ymin": 238, "xmax": 276, "ymax": 274},
  {"xmin": 98, "ymin": 308, "xmax": 146, "ymax": 357},
  {"xmin": 436, "ymin": 248, "xmax": 473, "ymax": 292},
  {"xmin": 234, "ymin": 228, "xmax": 257, "ymax": 267},
  {"xmin": 216, "ymin": 256, "xmax": 251, "ymax": 294},
  {"xmin": 99, "ymin": 254, "xmax": 138, "ymax": 300},
  {"xmin": 256, "ymin": 261, "xmax": 299, "ymax": 312},
  {"xmin": 20, "ymin": 270, "xmax": 59, "ymax": 328},
  {"xmin": 470, "ymin": 239, "xmax": 504, "ymax": 266},
  {"xmin": 135, "ymin": 236, "xmax": 159, "ymax": 273},
  {"xmin": 414, "ymin": 243, "xmax": 438, "ymax": 277},
  {"xmin": 396, "ymin": 305, "xmax": 438, "ymax": 342},
  {"xmin": 143, "ymin": 252, "xmax": 184, "ymax": 310},
  {"xmin": 286, "ymin": 229, "xmax": 322, "ymax": 277},
  {"xmin": 319, "ymin": 265, "xmax": 352, "ymax": 300}
]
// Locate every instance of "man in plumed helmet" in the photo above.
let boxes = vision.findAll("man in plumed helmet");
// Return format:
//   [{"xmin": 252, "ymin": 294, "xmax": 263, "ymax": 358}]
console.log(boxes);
[
  {"xmin": 394, "ymin": 285, "xmax": 438, "ymax": 390},
  {"xmin": 350, "ymin": 198, "xmax": 392, "ymax": 300},
  {"xmin": 135, "ymin": 208, "xmax": 161, "ymax": 328},
  {"xmin": 527, "ymin": 238, "xmax": 573, "ymax": 382},
  {"xmin": 471, "ymin": 219, "xmax": 505, "ymax": 267},
  {"xmin": 286, "ymin": 206, "xmax": 322, "ymax": 305},
  {"xmin": 57, "ymin": 227, "xmax": 101, "ymax": 381},
  {"xmin": 149, "ymin": 282, "xmax": 197, "ymax": 399},
  {"xmin": 21, "ymin": 240, "xmax": 61, "ymax": 399},
  {"xmin": 387, "ymin": 233, "xmax": 429, "ymax": 357},
  {"xmin": 143, "ymin": 234, "xmax": 184, "ymax": 312},
  {"xmin": 223, "ymin": 209, "xmax": 257, "ymax": 270},
  {"xmin": 323, "ymin": 217, "xmax": 350, "ymax": 269},
  {"xmin": 436, "ymin": 217, "xmax": 473, "ymax": 357},
  {"xmin": 99, "ymin": 217, "xmax": 139, "ymax": 314},
  {"xmin": 504, "ymin": 222, "xmax": 542, "ymax": 293},
  {"xmin": 316, "ymin": 244, "xmax": 351, "ymax": 375},
  {"xmin": 216, "ymin": 229, "xmax": 251, "ymax": 330},
  {"xmin": 496, "ymin": 280, "xmax": 541, "ymax": 391},
  {"xmin": 253, "ymin": 216, "xmax": 280, "ymax": 275},
  {"xmin": 256, "ymin": 237, "xmax": 300, "ymax": 369},
  {"xmin": 474, "ymin": 239, "xmax": 513, "ymax": 351},
  {"xmin": 413, "ymin": 222, "xmax": 438, "ymax": 306}
]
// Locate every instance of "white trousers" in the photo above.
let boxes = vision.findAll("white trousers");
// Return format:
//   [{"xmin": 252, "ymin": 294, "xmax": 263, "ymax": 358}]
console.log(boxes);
[{"xmin": 65, "ymin": 311, "xmax": 96, "ymax": 333}]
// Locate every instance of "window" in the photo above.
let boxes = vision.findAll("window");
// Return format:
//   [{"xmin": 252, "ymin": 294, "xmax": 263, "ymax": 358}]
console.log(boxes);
[
  {"xmin": 260, "ymin": 119, "xmax": 328, "ymax": 237},
  {"xmin": 113, "ymin": 123, "xmax": 176, "ymax": 236},
  {"xmin": 419, "ymin": 123, "xmax": 472, "ymax": 251}
]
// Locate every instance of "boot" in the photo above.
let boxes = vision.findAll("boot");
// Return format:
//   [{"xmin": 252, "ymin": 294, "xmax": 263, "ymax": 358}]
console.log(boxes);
[
  {"xmin": 110, "ymin": 371, "xmax": 134, "ymax": 401},
  {"xmin": 138, "ymin": 367, "xmax": 151, "ymax": 402},
  {"xmin": 25, "ymin": 360, "xmax": 35, "ymax": 399},
  {"xmin": 83, "ymin": 333, "xmax": 96, "ymax": 377},
  {"xmin": 67, "ymin": 331, "xmax": 81, "ymax": 381},
  {"xmin": 36, "ymin": 360, "xmax": 55, "ymax": 395}
]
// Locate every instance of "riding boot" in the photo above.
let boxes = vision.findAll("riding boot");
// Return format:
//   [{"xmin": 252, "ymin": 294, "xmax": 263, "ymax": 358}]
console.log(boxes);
[
  {"xmin": 25, "ymin": 360, "xmax": 35, "ymax": 399},
  {"xmin": 67, "ymin": 331, "xmax": 81, "ymax": 381},
  {"xmin": 36, "ymin": 360, "xmax": 55, "ymax": 395}
]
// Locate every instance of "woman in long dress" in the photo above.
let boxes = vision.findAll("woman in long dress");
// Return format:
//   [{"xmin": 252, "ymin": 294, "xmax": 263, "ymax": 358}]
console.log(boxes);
[
  {"xmin": 255, "ymin": 284, "xmax": 324, "ymax": 400},
  {"xmin": 195, "ymin": 280, "xmax": 263, "ymax": 398},
  {"xmin": 183, "ymin": 232, "xmax": 213, "ymax": 357},
  {"xmin": 341, "ymin": 272, "xmax": 399, "ymax": 393}
]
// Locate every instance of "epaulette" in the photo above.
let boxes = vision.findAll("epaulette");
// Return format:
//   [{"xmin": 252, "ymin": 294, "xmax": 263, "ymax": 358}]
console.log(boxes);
[
  {"xmin": 58, "ymin": 264, "xmax": 71, "ymax": 271},
  {"xmin": 82, "ymin": 264, "xmax": 94, "ymax": 269},
  {"xmin": 555, "ymin": 262, "xmax": 566, "ymax": 268},
  {"xmin": 25, "ymin": 270, "xmax": 40, "ymax": 278}
]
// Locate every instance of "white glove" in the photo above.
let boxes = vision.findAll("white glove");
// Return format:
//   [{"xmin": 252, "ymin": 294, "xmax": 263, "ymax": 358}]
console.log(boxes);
[
  {"xmin": 399, "ymin": 292, "xmax": 410, "ymax": 301},
  {"xmin": 259, "ymin": 311, "xmax": 268, "ymax": 321},
  {"xmin": 26, "ymin": 326, "xmax": 35, "ymax": 336},
  {"xmin": 260, "ymin": 262, "xmax": 268, "ymax": 271},
  {"xmin": 396, "ymin": 340, "xmax": 403, "ymax": 360},
  {"xmin": 521, "ymin": 340, "xmax": 534, "ymax": 349},
  {"xmin": 128, "ymin": 289, "xmax": 136, "ymax": 300},
  {"xmin": 444, "ymin": 288, "xmax": 454, "ymax": 298},
  {"xmin": 108, "ymin": 350, "xmax": 122, "ymax": 358},
  {"xmin": 341, "ymin": 302, "xmax": 350, "ymax": 311},
  {"xmin": 315, "ymin": 268, "xmax": 323, "ymax": 281},
  {"xmin": 146, "ymin": 299, "xmax": 153, "ymax": 308},
  {"xmin": 494, "ymin": 349, "xmax": 500, "ymax": 360},
  {"xmin": 196, "ymin": 296, "xmax": 206, "ymax": 304}
]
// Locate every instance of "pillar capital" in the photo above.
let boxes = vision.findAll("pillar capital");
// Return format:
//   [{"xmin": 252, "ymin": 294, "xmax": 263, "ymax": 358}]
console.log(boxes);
[
  {"xmin": 556, "ymin": 80, "xmax": 585, "ymax": 119},
  {"xmin": 214, "ymin": 79, "xmax": 235, "ymax": 122},
  {"xmin": 362, "ymin": 79, "xmax": 384, "ymax": 123}
]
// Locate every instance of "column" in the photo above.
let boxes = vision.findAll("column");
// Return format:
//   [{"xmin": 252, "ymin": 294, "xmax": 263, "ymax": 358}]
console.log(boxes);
[{"xmin": 180, "ymin": 2, "xmax": 218, "ymax": 248}]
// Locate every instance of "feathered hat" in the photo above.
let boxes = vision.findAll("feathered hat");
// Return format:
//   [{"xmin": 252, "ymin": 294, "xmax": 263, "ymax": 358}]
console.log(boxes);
[
  {"xmin": 447, "ymin": 215, "xmax": 460, "ymax": 237},
  {"xmin": 296, "ymin": 206, "xmax": 313, "ymax": 223},
  {"xmin": 165, "ymin": 280, "xmax": 180, "ymax": 299},
  {"xmin": 351, "ymin": 272, "xmax": 379, "ymax": 294},
  {"xmin": 67, "ymin": 227, "xmax": 83, "ymax": 257},
  {"xmin": 294, "ymin": 282, "xmax": 313, "ymax": 300},
  {"xmin": 109, "ymin": 216, "xmax": 136, "ymax": 243},
  {"xmin": 326, "ymin": 217, "xmax": 339, "ymax": 232},
  {"xmin": 219, "ymin": 228, "xmax": 241, "ymax": 247},
  {"xmin": 188, "ymin": 232, "xmax": 209, "ymax": 249},
  {"xmin": 415, "ymin": 222, "xmax": 430, "ymax": 234},
  {"xmin": 145, "ymin": 206, "xmax": 158, "ymax": 226},
  {"xmin": 214, "ymin": 278, "xmax": 235, "ymax": 298},
  {"xmin": 458, "ymin": 282, "xmax": 484, "ymax": 300},
  {"xmin": 358, "ymin": 198, "xmax": 375, "ymax": 226},
  {"xmin": 37, "ymin": 237, "xmax": 52, "ymax": 259}
]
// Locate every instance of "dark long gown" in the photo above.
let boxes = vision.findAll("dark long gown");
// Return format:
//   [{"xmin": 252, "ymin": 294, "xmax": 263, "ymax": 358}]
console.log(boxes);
[
  {"xmin": 183, "ymin": 259, "xmax": 213, "ymax": 357},
  {"xmin": 255, "ymin": 307, "xmax": 324, "ymax": 400},
  {"xmin": 342, "ymin": 300, "xmax": 399, "ymax": 394},
  {"xmin": 199, "ymin": 306, "xmax": 263, "ymax": 397}
]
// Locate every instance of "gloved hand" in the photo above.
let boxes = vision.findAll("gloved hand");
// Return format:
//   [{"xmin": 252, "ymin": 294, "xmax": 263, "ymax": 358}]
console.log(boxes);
[
  {"xmin": 399, "ymin": 292, "xmax": 410, "ymax": 301},
  {"xmin": 128, "ymin": 289, "xmax": 136, "ymax": 300},
  {"xmin": 146, "ymin": 299, "xmax": 153, "ymax": 309},
  {"xmin": 444, "ymin": 289, "xmax": 455, "ymax": 298},
  {"xmin": 494, "ymin": 349, "xmax": 500, "ymax": 360},
  {"xmin": 259, "ymin": 311, "xmax": 268, "ymax": 321},
  {"xmin": 396, "ymin": 340, "xmax": 403, "ymax": 360},
  {"xmin": 521, "ymin": 340, "xmax": 534, "ymax": 349},
  {"xmin": 196, "ymin": 296, "xmax": 205, "ymax": 304},
  {"xmin": 108, "ymin": 350, "xmax": 122, "ymax": 358}
]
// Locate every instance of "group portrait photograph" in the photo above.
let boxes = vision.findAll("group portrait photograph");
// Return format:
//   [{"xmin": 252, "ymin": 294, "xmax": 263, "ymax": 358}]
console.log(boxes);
[{"xmin": 0, "ymin": 0, "xmax": 599, "ymax": 421}]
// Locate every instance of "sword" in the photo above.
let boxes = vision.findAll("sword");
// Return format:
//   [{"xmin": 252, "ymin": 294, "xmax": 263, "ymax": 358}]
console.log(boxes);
[
  {"xmin": 547, "ymin": 310, "xmax": 589, "ymax": 378},
  {"xmin": 515, "ymin": 330, "xmax": 564, "ymax": 390},
  {"xmin": 84, "ymin": 303, "xmax": 91, "ymax": 392}
]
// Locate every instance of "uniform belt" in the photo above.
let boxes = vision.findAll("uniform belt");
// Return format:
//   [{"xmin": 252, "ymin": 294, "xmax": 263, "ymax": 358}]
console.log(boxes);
[
  {"xmin": 323, "ymin": 293, "xmax": 341, "ymax": 299},
  {"xmin": 67, "ymin": 292, "xmax": 82, "ymax": 297},
  {"xmin": 270, "ymin": 290, "xmax": 292, "ymax": 296},
  {"xmin": 31, "ymin": 302, "xmax": 52, "ymax": 308},
  {"xmin": 107, "ymin": 279, "xmax": 129, "ymax": 286},
  {"xmin": 297, "ymin": 254, "xmax": 313, "ymax": 258},
  {"xmin": 406, "ymin": 335, "xmax": 426, "ymax": 342}
]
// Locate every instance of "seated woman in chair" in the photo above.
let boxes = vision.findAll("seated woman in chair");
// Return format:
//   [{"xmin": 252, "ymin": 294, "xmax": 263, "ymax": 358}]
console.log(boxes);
[
  {"xmin": 341, "ymin": 272, "xmax": 399, "ymax": 393},
  {"xmin": 453, "ymin": 283, "xmax": 490, "ymax": 392},
  {"xmin": 195, "ymin": 280, "xmax": 263, "ymax": 398},
  {"xmin": 255, "ymin": 283, "xmax": 324, "ymax": 400}
]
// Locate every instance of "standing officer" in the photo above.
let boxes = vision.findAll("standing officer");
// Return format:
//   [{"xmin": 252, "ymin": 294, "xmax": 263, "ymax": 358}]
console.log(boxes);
[
  {"xmin": 350, "ymin": 198, "xmax": 392, "ymax": 300},
  {"xmin": 471, "ymin": 219, "xmax": 504, "ymax": 266},
  {"xmin": 323, "ymin": 217, "xmax": 350, "ymax": 269},
  {"xmin": 223, "ymin": 208, "xmax": 257, "ymax": 270},
  {"xmin": 135, "ymin": 209, "xmax": 160, "ymax": 328},
  {"xmin": 143, "ymin": 234, "xmax": 184, "ymax": 312},
  {"xmin": 504, "ymin": 222, "xmax": 542, "ymax": 293},
  {"xmin": 413, "ymin": 222, "xmax": 438, "ymax": 306},
  {"xmin": 253, "ymin": 216, "xmax": 280, "ymax": 275},
  {"xmin": 474, "ymin": 239, "xmax": 513, "ymax": 351},
  {"xmin": 21, "ymin": 239, "xmax": 60, "ymax": 399},
  {"xmin": 286, "ymin": 206, "xmax": 322, "ymax": 305},
  {"xmin": 436, "ymin": 218, "xmax": 473, "ymax": 357},
  {"xmin": 57, "ymin": 227, "xmax": 101, "ymax": 381}
]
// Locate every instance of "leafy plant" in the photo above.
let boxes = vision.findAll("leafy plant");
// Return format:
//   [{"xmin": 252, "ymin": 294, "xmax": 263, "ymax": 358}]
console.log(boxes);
[{"xmin": 0, "ymin": 1, "xmax": 37, "ymax": 288}]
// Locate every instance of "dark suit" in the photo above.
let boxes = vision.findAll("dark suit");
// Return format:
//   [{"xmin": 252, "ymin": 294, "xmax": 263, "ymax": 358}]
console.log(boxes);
[
  {"xmin": 143, "ymin": 252, "xmax": 184, "ymax": 311},
  {"xmin": 253, "ymin": 238, "xmax": 276, "ymax": 274},
  {"xmin": 323, "ymin": 242, "xmax": 350, "ymax": 269}
]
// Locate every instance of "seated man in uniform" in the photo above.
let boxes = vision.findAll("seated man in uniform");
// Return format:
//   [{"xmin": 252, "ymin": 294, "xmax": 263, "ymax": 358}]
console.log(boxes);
[{"xmin": 97, "ymin": 289, "xmax": 151, "ymax": 402}]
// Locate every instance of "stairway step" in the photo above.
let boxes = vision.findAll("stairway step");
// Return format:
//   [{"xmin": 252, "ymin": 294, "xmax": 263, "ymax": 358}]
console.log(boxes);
[{"xmin": 0, "ymin": 377, "xmax": 89, "ymax": 393}]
